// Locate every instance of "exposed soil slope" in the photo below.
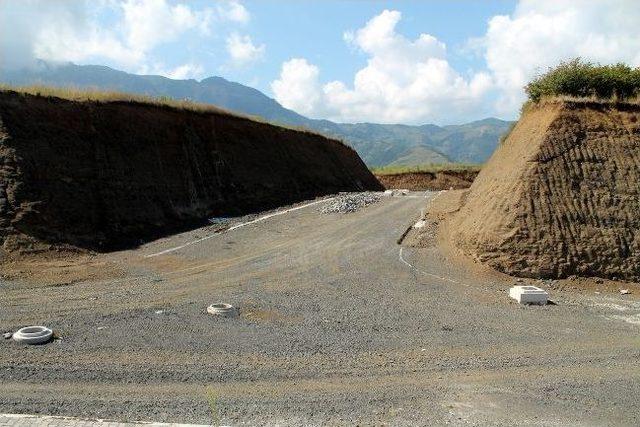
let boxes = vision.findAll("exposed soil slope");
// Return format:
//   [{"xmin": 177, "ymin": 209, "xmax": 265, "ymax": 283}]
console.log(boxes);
[
  {"xmin": 451, "ymin": 101, "xmax": 640, "ymax": 280},
  {"xmin": 376, "ymin": 170, "xmax": 478, "ymax": 191},
  {"xmin": 0, "ymin": 90, "xmax": 381, "ymax": 253}
]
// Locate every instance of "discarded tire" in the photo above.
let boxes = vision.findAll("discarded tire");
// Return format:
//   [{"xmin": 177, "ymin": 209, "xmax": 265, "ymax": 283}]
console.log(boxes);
[
  {"xmin": 12, "ymin": 326, "xmax": 53, "ymax": 345},
  {"xmin": 207, "ymin": 303, "xmax": 238, "ymax": 318}
]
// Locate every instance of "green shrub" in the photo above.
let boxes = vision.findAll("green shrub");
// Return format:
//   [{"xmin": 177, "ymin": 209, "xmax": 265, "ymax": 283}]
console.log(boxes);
[{"xmin": 525, "ymin": 58, "xmax": 640, "ymax": 102}]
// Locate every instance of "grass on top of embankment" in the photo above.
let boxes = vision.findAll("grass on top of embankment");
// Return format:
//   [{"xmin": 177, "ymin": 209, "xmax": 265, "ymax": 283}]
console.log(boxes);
[
  {"xmin": 0, "ymin": 84, "xmax": 339, "ymax": 142},
  {"xmin": 0, "ymin": 83, "xmax": 235, "ymax": 114},
  {"xmin": 371, "ymin": 163, "xmax": 482, "ymax": 176},
  {"xmin": 525, "ymin": 58, "xmax": 640, "ymax": 103}
]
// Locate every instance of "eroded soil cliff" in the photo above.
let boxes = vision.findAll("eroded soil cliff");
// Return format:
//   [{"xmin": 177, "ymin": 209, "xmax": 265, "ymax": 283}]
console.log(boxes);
[
  {"xmin": 375, "ymin": 170, "xmax": 478, "ymax": 191},
  {"xmin": 451, "ymin": 101, "xmax": 640, "ymax": 280},
  {"xmin": 0, "ymin": 90, "xmax": 381, "ymax": 254}
]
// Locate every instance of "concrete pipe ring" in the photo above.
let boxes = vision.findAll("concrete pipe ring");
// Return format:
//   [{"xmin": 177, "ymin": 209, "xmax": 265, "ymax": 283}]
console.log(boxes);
[
  {"xmin": 12, "ymin": 326, "xmax": 53, "ymax": 345},
  {"xmin": 207, "ymin": 303, "xmax": 238, "ymax": 317}
]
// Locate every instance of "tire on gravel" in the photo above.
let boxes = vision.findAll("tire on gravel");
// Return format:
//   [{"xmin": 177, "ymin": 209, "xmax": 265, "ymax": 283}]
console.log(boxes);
[
  {"xmin": 207, "ymin": 303, "xmax": 238, "ymax": 317},
  {"xmin": 12, "ymin": 326, "xmax": 53, "ymax": 345}
]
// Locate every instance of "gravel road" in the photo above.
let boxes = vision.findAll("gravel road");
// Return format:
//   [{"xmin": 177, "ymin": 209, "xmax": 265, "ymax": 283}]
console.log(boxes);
[{"xmin": 1, "ymin": 191, "xmax": 640, "ymax": 426}]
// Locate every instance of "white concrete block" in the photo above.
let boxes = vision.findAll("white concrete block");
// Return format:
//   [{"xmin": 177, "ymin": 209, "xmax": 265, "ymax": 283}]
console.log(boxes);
[{"xmin": 509, "ymin": 285, "xmax": 548, "ymax": 305}]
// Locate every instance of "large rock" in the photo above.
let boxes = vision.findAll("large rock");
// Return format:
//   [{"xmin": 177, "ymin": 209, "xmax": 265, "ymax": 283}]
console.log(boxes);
[
  {"xmin": 0, "ymin": 90, "xmax": 382, "ymax": 253},
  {"xmin": 451, "ymin": 101, "xmax": 640, "ymax": 280}
]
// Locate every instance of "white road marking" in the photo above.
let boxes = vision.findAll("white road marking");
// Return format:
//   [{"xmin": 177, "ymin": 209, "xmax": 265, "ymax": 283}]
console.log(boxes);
[
  {"xmin": 144, "ymin": 197, "xmax": 335, "ymax": 258},
  {"xmin": 586, "ymin": 297, "xmax": 640, "ymax": 326},
  {"xmin": 607, "ymin": 314, "xmax": 640, "ymax": 325},
  {"xmin": 145, "ymin": 190, "xmax": 435, "ymax": 258},
  {"xmin": 397, "ymin": 190, "xmax": 466, "ymax": 286},
  {"xmin": 398, "ymin": 247, "xmax": 460, "ymax": 284},
  {"xmin": 431, "ymin": 189, "xmax": 445, "ymax": 202}
]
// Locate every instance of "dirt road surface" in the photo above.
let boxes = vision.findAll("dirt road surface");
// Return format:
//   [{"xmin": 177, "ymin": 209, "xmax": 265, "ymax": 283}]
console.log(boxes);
[{"xmin": 1, "ymin": 192, "xmax": 639, "ymax": 426}]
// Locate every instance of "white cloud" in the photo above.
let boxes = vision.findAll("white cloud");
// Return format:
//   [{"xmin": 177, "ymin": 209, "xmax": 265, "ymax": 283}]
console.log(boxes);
[
  {"xmin": 0, "ymin": 0, "xmax": 255, "ymax": 76},
  {"xmin": 164, "ymin": 63, "xmax": 205, "ymax": 80},
  {"xmin": 272, "ymin": 10, "xmax": 492, "ymax": 124},
  {"xmin": 139, "ymin": 62, "xmax": 205, "ymax": 80},
  {"xmin": 273, "ymin": 3, "xmax": 640, "ymax": 124},
  {"xmin": 479, "ymin": 0, "xmax": 640, "ymax": 115},
  {"xmin": 272, "ymin": 58, "xmax": 323, "ymax": 116},
  {"xmin": 226, "ymin": 33, "xmax": 265, "ymax": 66},
  {"xmin": 0, "ymin": 0, "xmax": 93, "ymax": 69},
  {"xmin": 121, "ymin": 0, "xmax": 206, "ymax": 54},
  {"xmin": 5, "ymin": 0, "xmax": 640, "ymax": 124},
  {"xmin": 217, "ymin": 0, "xmax": 250, "ymax": 24}
]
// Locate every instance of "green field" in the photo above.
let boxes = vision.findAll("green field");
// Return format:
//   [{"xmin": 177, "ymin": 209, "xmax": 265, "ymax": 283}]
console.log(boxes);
[{"xmin": 371, "ymin": 163, "xmax": 482, "ymax": 175}]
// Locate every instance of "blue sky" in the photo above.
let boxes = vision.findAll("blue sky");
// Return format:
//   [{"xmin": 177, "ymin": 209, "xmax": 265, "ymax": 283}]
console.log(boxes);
[
  {"xmin": 1, "ymin": 0, "xmax": 639, "ymax": 124},
  {"xmin": 227, "ymin": 1, "xmax": 515, "ymax": 93}
]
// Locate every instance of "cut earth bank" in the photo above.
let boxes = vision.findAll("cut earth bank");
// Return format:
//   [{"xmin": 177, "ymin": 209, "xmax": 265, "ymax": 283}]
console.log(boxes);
[
  {"xmin": 375, "ymin": 169, "xmax": 478, "ymax": 191},
  {"xmin": 0, "ymin": 89, "xmax": 381, "ymax": 257},
  {"xmin": 418, "ymin": 100, "xmax": 640, "ymax": 286}
]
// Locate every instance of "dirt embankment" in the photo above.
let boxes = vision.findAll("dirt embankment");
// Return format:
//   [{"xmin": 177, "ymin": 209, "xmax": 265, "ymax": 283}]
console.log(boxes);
[
  {"xmin": 450, "ymin": 101, "xmax": 640, "ymax": 281},
  {"xmin": 0, "ymin": 90, "xmax": 382, "ymax": 254},
  {"xmin": 375, "ymin": 170, "xmax": 478, "ymax": 191}
]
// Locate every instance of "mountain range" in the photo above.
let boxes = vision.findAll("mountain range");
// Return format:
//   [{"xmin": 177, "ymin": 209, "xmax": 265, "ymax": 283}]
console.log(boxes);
[{"xmin": 0, "ymin": 62, "xmax": 513, "ymax": 167}]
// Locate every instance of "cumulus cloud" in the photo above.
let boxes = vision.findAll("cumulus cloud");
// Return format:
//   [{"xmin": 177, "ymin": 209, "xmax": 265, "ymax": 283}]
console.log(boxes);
[
  {"xmin": 0, "ymin": 0, "xmax": 254, "ymax": 78},
  {"xmin": 273, "ymin": 2, "xmax": 640, "ymax": 124},
  {"xmin": 217, "ymin": 0, "xmax": 250, "ymax": 24},
  {"xmin": 226, "ymin": 33, "xmax": 265, "ymax": 66},
  {"xmin": 138, "ymin": 62, "xmax": 205, "ymax": 80},
  {"xmin": 272, "ymin": 59, "xmax": 324, "ymax": 116},
  {"xmin": 0, "ymin": 0, "xmax": 92, "ymax": 69},
  {"xmin": 121, "ymin": 0, "xmax": 209, "ymax": 54},
  {"xmin": 272, "ymin": 10, "xmax": 492, "ymax": 124},
  {"xmin": 479, "ymin": 0, "xmax": 640, "ymax": 115}
]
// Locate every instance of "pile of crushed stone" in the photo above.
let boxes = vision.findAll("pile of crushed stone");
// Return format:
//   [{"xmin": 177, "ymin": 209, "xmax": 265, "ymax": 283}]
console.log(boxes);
[{"xmin": 320, "ymin": 192, "xmax": 382, "ymax": 214}]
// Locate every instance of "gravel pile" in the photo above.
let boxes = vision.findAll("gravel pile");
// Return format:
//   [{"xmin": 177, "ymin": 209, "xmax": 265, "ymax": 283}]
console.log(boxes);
[{"xmin": 320, "ymin": 192, "xmax": 382, "ymax": 214}]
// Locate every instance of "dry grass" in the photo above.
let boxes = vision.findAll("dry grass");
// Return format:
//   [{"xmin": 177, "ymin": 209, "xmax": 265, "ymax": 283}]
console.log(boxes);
[
  {"xmin": 543, "ymin": 94, "xmax": 640, "ymax": 104},
  {"xmin": 372, "ymin": 163, "xmax": 482, "ymax": 176},
  {"xmin": 0, "ymin": 83, "xmax": 236, "ymax": 114},
  {"xmin": 506, "ymin": 94, "xmax": 640, "ymax": 146},
  {"xmin": 0, "ymin": 84, "xmax": 337, "ymax": 141},
  {"xmin": 499, "ymin": 121, "xmax": 517, "ymax": 145},
  {"xmin": 521, "ymin": 94, "xmax": 640, "ymax": 116}
]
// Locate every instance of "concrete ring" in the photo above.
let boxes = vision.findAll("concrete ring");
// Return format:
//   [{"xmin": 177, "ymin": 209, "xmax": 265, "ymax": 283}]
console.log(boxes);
[
  {"xmin": 12, "ymin": 326, "xmax": 53, "ymax": 345},
  {"xmin": 207, "ymin": 303, "xmax": 238, "ymax": 317}
]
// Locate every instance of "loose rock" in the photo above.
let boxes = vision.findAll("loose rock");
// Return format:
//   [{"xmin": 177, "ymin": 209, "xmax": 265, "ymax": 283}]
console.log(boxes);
[{"xmin": 320, "ymin": 192, "xmax": 382, "ymax": 214}]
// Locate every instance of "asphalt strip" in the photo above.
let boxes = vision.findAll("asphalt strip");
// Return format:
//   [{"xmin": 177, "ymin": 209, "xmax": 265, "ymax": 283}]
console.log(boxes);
[{"xmin": 144, "ymin": 197, "xmax": 335, "ymax": 258}]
